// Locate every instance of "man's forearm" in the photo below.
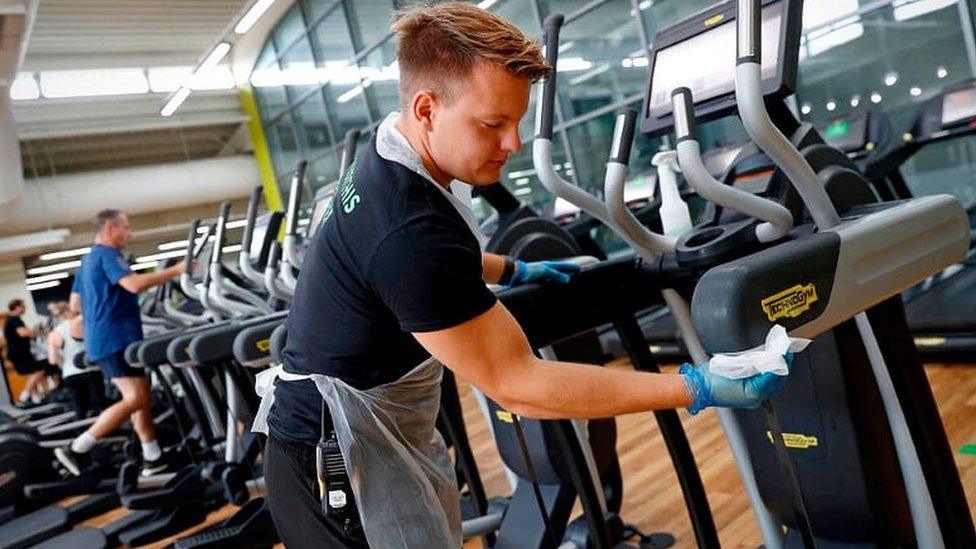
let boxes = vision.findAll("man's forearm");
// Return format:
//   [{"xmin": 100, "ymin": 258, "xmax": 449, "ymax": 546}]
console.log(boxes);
[
  {"xmin": 125, "ymin": 266, "xmax": 180, "ymax": 293},
  {"xmin": 493, "ymin": 358, "xmax": 691, "ymax": 419},
  {"xmin": 482, "ymin": 253, "xmax": 508, "ymax": 284}
]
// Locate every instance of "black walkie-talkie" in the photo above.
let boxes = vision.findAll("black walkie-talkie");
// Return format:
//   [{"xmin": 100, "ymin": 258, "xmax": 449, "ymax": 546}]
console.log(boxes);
[{"xmin": 316, "ymin": 402, "xmax": 353, "ymax": 519}]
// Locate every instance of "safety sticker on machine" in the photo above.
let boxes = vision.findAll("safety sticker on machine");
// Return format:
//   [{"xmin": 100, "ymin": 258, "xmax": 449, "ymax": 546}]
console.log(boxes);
[
  {"xmin": 256, "ymin": 338, "xmax": 271, "ymax": 352},
  {"xmin": 495, "ymin": 410, "xmax": 515, "ymax": 423},
  {"xmin": 765, "ymin": 431, "xmax": 819, "ymax": 449}
]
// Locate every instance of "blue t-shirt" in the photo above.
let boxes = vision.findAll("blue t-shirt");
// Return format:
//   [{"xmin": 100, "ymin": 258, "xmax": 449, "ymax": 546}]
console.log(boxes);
[{"xmin": 71, "ymin": 244, "xmax": 142, "ymax": 362}]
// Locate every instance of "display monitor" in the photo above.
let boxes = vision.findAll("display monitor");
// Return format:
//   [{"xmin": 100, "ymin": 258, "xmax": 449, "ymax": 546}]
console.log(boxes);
[
  {"xmin": 642, "ymin": 0, "xmax": 799, "ymax": 137},
  {"xmin": 941, "ymin": 85, "xmax": 976, "ymax": 127}
]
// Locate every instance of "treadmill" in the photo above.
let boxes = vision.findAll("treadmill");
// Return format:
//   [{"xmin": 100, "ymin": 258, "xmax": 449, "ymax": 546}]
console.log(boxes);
[{"xmin": 861, "ymin": 79, "xmax": 976, "ymax": 361}]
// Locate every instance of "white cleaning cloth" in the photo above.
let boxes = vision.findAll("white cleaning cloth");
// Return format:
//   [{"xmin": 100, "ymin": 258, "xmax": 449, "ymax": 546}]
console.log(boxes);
[{"xmin": 709, "ymin": 325, "xmax": 811, "ymax": 379}]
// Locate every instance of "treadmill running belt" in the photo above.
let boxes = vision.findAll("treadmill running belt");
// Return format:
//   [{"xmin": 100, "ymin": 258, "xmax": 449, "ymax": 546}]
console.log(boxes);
[{"xmin": 905, "ymin": 265, "xmax": 976, "ymax": 333}]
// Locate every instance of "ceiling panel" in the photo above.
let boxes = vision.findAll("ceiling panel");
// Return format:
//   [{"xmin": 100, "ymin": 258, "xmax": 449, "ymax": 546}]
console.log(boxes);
[{"xmin": 23, "ymin": 0, "xmax": 248, "ymax": 70}]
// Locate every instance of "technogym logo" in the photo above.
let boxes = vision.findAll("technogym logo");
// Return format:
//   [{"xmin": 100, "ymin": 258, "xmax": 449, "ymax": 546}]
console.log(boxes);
[{"xmin": 761, "ymin": 283, "xmax": 819, "ymax": 322}]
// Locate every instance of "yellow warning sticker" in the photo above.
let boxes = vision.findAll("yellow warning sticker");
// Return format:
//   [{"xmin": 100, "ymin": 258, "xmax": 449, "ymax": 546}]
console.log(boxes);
[
  {"xmin": 705, "ymin": 14, "xmax": 725, "ymax": 27},
  {"xmin": 761, "ymin": 283, "xmax": 819, "ymax": 322},
  {"xmin": 256, "ymin": 338, "xmax": 271, "ymax": 352},
  {"xmin": 495, "ymin": 411, "xmax": 515, "ymax": 423},
  {"xmin": 766, "ymin": 431, "xmax": 820, "ymax": 449},
  {"xmin": 914, "ymin": 336, "xmax": 947, "ymax": 347}
]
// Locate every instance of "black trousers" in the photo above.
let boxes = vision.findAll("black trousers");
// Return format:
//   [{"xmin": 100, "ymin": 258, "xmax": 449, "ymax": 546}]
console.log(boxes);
[
  {"xmin": 265, "ymin": 436, "xmax": 368, "ymax": 548},
  {"xmin": 62, "ymin": 371, "xmax": 107, "ymax": 418}
]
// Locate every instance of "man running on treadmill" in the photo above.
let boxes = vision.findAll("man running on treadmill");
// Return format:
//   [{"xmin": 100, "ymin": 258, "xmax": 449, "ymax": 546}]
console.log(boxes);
[
  {"xmin": 56, "ymin": 209, "xmax": 185, "ymax": 476},
  {"xmin": 259, "ymin": 3, "xmax": 794, "ymax": 547}
]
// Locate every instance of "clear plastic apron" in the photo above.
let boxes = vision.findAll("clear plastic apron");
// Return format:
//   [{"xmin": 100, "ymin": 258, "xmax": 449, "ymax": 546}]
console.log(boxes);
[
  {"xmin": 253, "ymin": 357, "xmax": 461, "ymax": 548},
  {"xmin": 252, "ymin": 176, "xmax": 483, "ymax": 548}
]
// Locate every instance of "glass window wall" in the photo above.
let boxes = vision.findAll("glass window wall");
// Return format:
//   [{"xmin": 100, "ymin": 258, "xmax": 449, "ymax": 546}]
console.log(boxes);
[{"xmin": 252, "ymin": 0, "xmax": 976, "ymax": 237}]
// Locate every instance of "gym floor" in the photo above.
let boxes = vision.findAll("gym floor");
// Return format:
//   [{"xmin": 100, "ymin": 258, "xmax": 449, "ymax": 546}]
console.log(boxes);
[{"xmin": 75, "ymin": 360, "xmax": 976, "ymax": 548}]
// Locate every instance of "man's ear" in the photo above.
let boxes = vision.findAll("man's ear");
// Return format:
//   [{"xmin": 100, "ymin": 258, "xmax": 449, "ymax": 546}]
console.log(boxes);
[{"xmin": 411, "ymin": 91, "xmax": 436, "ymax": 132}]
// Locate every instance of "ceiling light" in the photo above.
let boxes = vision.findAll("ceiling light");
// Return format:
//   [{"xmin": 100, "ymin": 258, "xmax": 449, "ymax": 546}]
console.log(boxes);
[
  {"xmin": 222, "ymin": 244, "xmax": 243, "ymax": 254},
  {"xmin": 161, "ymin": 87, "xmax": 191, "ymax": 117},
  {"xmin": 884, "ymin": 71, "xmax": 899, "ymax": 87},
  {"xmin": 27, "ymin": 280, "xmax": 61, "ymax": 292},
  {"xmin": 337, "ymin": 83, "xmax": 367, "ymax": 104},
  {"xmin": 910, "ymin": 86, "xmax": 922, "ymax": 97},
  {"xmin": 197, "ymin": 43, "xmax": 232, "ymax": 75},
  {"xmin": 937, "ymin": 66, "xmax": 948, "ymax": 79},
  {"xmin": 638, "ymin": 0, "xmax": 654, "ymax": 9},
  {"xmin": 10, "ymin": 73, "xmax": 39, "ymax": 100},
  {"xmin": 25, "ymin": 272, "xmax": 70, "ymax": 285},
  {"xmin": 225, "ymin": 219, "xmax": 248, "ymax": 229},
  {"xmin": 893, "ymin": 0, "xmax": 956, "ymax": 22},
  {"xmin": 26, "ymin": 260, "xmax": 82, "ymax": 276},
  {"xmin": 136, "ymin": 249, "xmax": 191, "ymax": 263},
  {"xmin": 801, "ymin": 103, "xmax": 812, "ymax": 115},
  {"xmin": 477, "ymin": 0, "xmax": 500, "ymax": 9},
  {"xmin": 130, "ymin": 262, "xmax": 158, "ymax": 271},
  {"xmin": 850, "ymin": 94, "xmax": 861, "ymax": 107},
  {"xmin": 158, "ymin": 240, "xmax": 189, "ymax": 251},
  {"xmin": 826, "ymin": 100, "xmax": 836, "ymax": 111},
  {"xmin": 236, "ymin": 0, "xmax": 276, "ymax": 34},
  {"xmin": 40, "ymin": 68, "xmax": 149, "ymax": 99},
  {"xmin": 38, "ymin": 247, "xmax": 91, "ymax": 261},
  {"xmin": 870, "ymin": 92, "xmax": 882, "ymax": 104}
]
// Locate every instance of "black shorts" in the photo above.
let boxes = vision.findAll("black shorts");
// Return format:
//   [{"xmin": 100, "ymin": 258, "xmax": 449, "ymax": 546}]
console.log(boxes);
[
  {"xmin": 11, "ymin": 357, "xmax": 43, "ymax": 375},
  {"xmin": 265, "ymin": 436, "xmax": 368, "ymax": 548},
  {"xmin": 96, "ymin": 350, "xmax": 144, "ymax": 380}
]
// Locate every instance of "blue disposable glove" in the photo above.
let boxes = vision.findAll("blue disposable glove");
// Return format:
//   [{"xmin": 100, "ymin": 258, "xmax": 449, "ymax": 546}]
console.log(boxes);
[
  {"xmin": 680, "ymin": 352, "xmax": 794, "ymax": 415},
  {"xmin": 508, "ymin": 259, "xmax": 581, "ymax": 287}
]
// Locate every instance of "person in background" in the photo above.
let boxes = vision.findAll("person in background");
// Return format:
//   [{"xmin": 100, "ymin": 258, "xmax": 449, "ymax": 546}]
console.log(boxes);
[
  {"xmin": 48, "ymin": 307, "xmax": 104, "ymax": 418},
  {"xmin": 55, "ymin": 209, "xmax": 184, "ymax": 476},
  {"xmin": 3, "ymin": 299, "xmax": 46, "ymax": 405}
]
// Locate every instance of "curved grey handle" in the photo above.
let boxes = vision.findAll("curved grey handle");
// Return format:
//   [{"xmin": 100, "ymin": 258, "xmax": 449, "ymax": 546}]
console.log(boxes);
[
  {"xmin": 339, "ymin": 130, "xmax": 360, "ymax": 180},
  {"xmin": 241, "ymin": 185, "xmax": 262, "ymax": 253},
  {"xmin": 284, "ymin": 160, "xmax": 308, "ymax": 237},
  {"xmin": 671, "ymin": 88, "xmax": 697, "ymax": 143},
  {"xmin": 212, "ymin": 201, "xmax": 231, "ymax": 266},
  {"xmin": 608, "ymin": 109, "xmax": 637, "ymax": 165},
  {"xmin": 536, "ymin": 14, "xmax": 564, "ymax": 140},
  {"xmin": 184, "ymin": 219, "xmax": 200, "ymax": 274},
  {"xmin": 736, "ymin": 0, "xmax": 761, "ymax": 64}
]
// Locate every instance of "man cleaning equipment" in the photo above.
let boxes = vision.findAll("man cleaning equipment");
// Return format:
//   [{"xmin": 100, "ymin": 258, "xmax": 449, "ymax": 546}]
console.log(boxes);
[
  {"xmin": 55, "ymin": 209, "xmax": 185, "ymax": 476},
  {"xmin": 253, "ymin": 3, "xmax": 797, "ymax": 548}
]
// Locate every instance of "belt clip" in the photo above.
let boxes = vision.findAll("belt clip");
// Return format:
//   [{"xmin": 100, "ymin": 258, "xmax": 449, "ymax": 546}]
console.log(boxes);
[{"xmin": 316, "ymin": 430, "xmax": 353, "ymax": 519}]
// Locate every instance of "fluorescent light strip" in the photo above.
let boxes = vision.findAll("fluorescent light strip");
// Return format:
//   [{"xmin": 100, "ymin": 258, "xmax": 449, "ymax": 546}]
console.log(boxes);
[
  {"xmin": 27, "ymin": 260, "xmax": 82, "ymax": 275},
  {"xmin": 38, "ymin": 247, "xmax": 91, "ymax": 261},
  {"xmin": 130, "ymin": 262, "xmax": 159, "ymax": 271},
  {"xmin": 235, "ymin": 0, "xmax": 276, "ymax": 34},
  {"xmin": 136, "ymin": 249, "xmax": 190, "ymax": 263},
  {"xmin": 27, "ymin": 280, "xmax": 61, "ymax": 291},
  {"xmin": 477, "ymin": 0, "xmax": 500, "ymax": 9},
  {"xmin": 223, "ymin": 244, "xmax": 243, "ymax": 254},
  {"xmin": 198, "ymin": 43, "xmax": 232, "ymax": 75},
  {"xmin": 25, "ymin": 272, "xmax": 71, "ymax": 285},
  {"xmin": 159, "ymin": 240, "xmax": 190, "ymax": 251},
  {"xmin": 161, "ymin": 87, "xmax": 191, "ymax": 117}
]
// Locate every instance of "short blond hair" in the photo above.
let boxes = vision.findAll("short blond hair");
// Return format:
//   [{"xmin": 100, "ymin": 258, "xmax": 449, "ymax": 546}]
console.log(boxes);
[{"xmin": 392, "ymin": 2, "xmax": 549, "ymax": 110}]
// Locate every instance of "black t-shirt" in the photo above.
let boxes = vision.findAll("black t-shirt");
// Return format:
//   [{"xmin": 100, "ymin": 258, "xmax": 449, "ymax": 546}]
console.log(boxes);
[
  {"xmin": 268, "ymin": 133, "xmax": 497, "ymax": 444},
  {"xmin": 4, "ymin": 315, "xmax": 34, "ymax": 367}
]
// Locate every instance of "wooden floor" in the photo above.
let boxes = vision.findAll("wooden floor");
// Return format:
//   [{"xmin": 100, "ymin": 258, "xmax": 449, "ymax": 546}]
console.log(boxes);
[{"xmin": 77, "ymin": 361, "xmax": 976, "ymax": 548}]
